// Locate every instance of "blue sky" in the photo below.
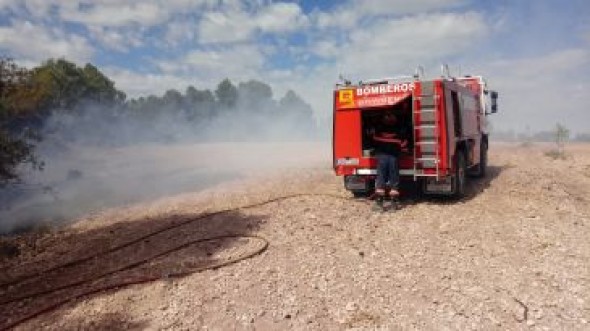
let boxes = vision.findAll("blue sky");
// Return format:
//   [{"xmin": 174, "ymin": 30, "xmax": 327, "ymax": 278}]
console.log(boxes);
[{"xmin": 0, "ymin": 0, "xmax": 589, "ymax": 133}]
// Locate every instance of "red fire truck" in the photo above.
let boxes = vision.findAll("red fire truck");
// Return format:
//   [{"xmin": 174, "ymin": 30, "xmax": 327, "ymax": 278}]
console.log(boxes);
[{"xmin": 332, "ymin": 69, "xmax": 498, "ymax": 198}]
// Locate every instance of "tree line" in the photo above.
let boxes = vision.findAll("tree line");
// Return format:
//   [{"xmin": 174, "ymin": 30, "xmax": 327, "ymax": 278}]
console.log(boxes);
[{"xmin": 0, "ymin": 57, "xmax": 317, "ymax": 185}]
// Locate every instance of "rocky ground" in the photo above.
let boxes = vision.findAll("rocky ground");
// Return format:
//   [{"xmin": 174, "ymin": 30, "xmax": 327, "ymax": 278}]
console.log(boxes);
[{"xmin": 0, "ymin": 142, "xmax": 589, "ymax": 330}]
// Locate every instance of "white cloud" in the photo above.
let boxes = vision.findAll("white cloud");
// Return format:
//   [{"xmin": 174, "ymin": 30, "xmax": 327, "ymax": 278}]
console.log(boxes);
[
  {"xmin": 0, "ymin": 20, "xmax": 94, "ymax": 64},
  {"xmin": 198, "ymin": 2, "xmax": 308, "ymax": 43},
  {"xmin": 60, "ymin": 2, "xmax": 168, "ymax": 28},
  {"xmin": 332, "ymin": 12, "xmax": 488, "ymax": 77},
  {"xmin": 0, "ymin": 0, "xmax": 54, "ymax": 18},
  {"xmin": 157, "ymin": 45, "xmax": 265, "ymax": 79},
  {"xmin": 0, "ymin": 0, "xmax": 215, "ymax": 29},
  {"xmin": 314, "ymin": 0, "xmax": 467, "ymax": 29},
  {"xmin": 87, "ymin": 26, "xmax": 144, "ymax": 52},
  {"xmin": 311, "ymin": 40, "xmax": 340, "ymax": 58},
  {"xmin": 255, "ymin": 2, "xmax": 309, "ymax": 33},
  {"xmin": 315, "ymin": 9, "xmax": 359, "ymax": 30},
  {"xmin": 164, "ymin": 20, "xmax": 197, "ymax": 46},
  {"xmin": 54, "ymin": 1, "xmax": 214, "ymax": 51},
  {"xmin": 5, "ymin": 0, "xmax": 205, "ymax": 36},
  {"xmin": 355, "ymin": 0, "xmax": 467, "ymax": 16},
  {"xmin": 198, "ymin": 10, "xmax": 255, "ymax": 43}
]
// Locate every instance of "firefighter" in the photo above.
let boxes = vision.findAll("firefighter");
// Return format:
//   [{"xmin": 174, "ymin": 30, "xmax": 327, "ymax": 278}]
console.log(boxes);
[{"xmin": 371, "ymin": 110, "xmax": 409, "ymax": 209}]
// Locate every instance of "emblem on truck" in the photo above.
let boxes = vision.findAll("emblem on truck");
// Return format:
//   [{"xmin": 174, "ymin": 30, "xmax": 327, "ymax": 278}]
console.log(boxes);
[{"xmin": 338, "ymin": 89, "xmax": 355, "ymax": 108}]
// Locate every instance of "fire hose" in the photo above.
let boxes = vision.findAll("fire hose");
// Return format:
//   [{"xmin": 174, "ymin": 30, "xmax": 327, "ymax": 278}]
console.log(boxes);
[{"xmin": 0, "ymin": 193, "xmax": 356, "ymax": 330}]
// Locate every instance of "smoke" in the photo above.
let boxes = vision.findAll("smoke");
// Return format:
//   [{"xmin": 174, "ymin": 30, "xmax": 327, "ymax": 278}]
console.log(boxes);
[{"xmin": 0, "ymin": 99, "xmax": 330, "ymax": 235}]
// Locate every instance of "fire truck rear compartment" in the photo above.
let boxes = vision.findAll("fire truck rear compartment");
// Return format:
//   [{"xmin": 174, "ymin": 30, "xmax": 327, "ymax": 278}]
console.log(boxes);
[{"xmin": 360, "ymin": 97, "xmax": 414, "ymax": 157}]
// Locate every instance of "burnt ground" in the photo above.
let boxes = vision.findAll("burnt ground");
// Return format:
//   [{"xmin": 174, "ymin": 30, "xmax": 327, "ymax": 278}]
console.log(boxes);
[{"xmin": 0, "ymin": 142, "xmax": 589, "ymax": 330}]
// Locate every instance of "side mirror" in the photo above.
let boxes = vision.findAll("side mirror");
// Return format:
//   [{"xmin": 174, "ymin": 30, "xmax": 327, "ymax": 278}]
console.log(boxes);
[{"xmin": 490, "ymin": 91, "xmax": 498, "ymax": 114}]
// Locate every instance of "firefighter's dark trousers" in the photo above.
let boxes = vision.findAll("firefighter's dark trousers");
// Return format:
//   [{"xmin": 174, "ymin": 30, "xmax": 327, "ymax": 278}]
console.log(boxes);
[{"xmin": 375, "ymin": 154, "xmax": 399, "ymax": 191}]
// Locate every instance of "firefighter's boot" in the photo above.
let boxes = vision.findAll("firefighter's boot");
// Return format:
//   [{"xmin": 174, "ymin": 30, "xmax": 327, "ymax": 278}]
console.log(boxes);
[
  {"xmin": 373, "ymin": 196, "xmax": 385, "ymax": 212},
  {"xmin": 389, "ymin": 197, "xmax": 400, "ymax": 211},
  {"xmin": 387, "ymin": 189, "xmax": 400, "ymax": 211}
]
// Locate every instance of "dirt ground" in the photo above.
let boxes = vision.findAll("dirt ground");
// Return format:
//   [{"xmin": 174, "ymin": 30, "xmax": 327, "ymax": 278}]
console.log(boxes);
[{"xmin": 1, "ymin": 142, "xmax": 589, "ymax": 330}]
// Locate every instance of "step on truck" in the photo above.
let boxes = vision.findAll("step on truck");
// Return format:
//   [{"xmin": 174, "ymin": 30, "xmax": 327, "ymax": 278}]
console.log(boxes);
[{"xmin": 332, "ymin": 68, "xmax": 498, "ymax": 198}]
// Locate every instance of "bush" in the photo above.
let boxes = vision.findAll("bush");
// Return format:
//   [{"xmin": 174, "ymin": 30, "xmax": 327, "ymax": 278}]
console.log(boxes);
[{"xmin": 544, "ymin": 149, "xmax": 566, "ymax": 160}]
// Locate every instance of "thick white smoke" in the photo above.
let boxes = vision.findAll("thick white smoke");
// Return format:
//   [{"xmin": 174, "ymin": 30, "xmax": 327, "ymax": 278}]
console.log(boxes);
[{"xmin": 0, "ymin": 94, "xmax": 331, "ymax": 234}]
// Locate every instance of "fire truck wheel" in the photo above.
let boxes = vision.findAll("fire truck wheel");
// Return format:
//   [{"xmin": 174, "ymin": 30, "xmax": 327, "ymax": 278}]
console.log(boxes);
[
  {"xmin": 453, "ymin": 151, "xmax": 467, "ymax": 198},
  {"xmin": 469, "ymin": 140, "xmax": 488, "ymax": 178}
]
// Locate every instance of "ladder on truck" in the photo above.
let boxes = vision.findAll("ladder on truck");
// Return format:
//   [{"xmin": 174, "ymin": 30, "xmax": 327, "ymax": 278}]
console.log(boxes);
[{"xmin": 412, "ymin": 81, "xmax": 441, "ymax": 180}]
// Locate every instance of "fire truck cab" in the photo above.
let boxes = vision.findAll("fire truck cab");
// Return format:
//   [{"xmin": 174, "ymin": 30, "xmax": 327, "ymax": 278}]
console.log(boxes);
[{"xmin": 332, "ymin": 70, "xmax": 498, "ymax": 198}]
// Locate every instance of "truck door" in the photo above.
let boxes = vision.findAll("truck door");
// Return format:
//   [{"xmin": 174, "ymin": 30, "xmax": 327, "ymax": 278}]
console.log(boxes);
[{"xmin": 333, "ymin": 108, "xmax": 362, "ymax": 169}]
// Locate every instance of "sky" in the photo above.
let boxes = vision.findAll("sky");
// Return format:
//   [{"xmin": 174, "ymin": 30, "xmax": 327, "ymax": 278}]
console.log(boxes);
[{"xmin": 0, "ymin": 0, "xmax": 589, "ymax": 134}]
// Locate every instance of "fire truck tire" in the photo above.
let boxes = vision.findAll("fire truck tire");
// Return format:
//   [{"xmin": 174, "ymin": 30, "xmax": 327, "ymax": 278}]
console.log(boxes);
[
  {"xmin": 453, "ymin": 151, "xmax": 467, "ymax": 198},
  {"xmin": 469, "ymin": 140, "xmax": 488, "ymax": 178}
]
